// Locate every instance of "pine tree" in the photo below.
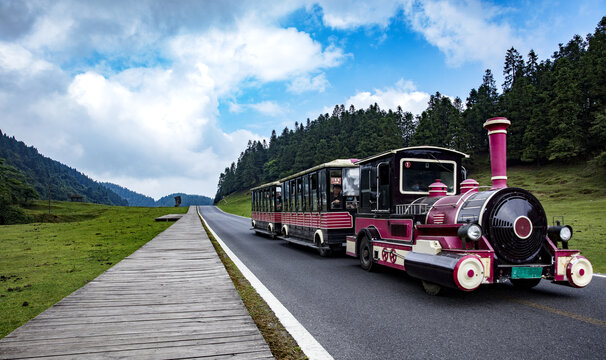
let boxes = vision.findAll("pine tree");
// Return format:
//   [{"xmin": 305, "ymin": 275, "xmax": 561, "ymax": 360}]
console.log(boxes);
[
  {"xmin": 526, "ymin": 49, "xmax": 539, "ymax": 84},
  {"xmin": 463, "ymin": 69, "xmax": 499, "ymax": 153},
  {"xmin": 411, "ymin": 92, "xmax": 460, "ymax": 148},
  {"xmin": 396, "ymin": 106, "xmax": 416, "ymax": 146},
  {"xmin": 0, "ymin": 158, "xmax": 38, "ymax": 224},
  {"xmin": 547, "ymin": 58, "xmax": 584, "ymax": 161},
  {"xmin": 503, "ymin": 47, "xmax": 524, "ymax": 92}
]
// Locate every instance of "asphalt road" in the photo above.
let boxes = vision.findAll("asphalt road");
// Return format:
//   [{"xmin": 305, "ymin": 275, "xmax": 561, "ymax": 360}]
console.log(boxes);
[{"xmin": 199, "ymin": 206, "xmax": 606, "ymax": 360}]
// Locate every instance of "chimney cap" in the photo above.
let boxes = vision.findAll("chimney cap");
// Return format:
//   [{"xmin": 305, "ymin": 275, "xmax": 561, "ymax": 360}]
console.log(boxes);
[
  {"xmin": 483, "ymin": 117, "xmax": 511, "ymax": 129},
  {"xmin": 461, "ymin": 179, "xmax": 479, "ymax": 193},
  {"xmin": 429, "ymin": 179, "xmax": 447, "ymax": 197}
]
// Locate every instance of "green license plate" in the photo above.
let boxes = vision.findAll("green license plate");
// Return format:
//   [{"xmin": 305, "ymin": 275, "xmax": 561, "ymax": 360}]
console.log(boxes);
[{"xmin": 511, "ymin": 266, "xmax": 543, "ymax": 279}]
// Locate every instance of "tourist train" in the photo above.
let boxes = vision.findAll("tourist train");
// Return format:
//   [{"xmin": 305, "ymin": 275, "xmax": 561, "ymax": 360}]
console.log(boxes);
[{"xmin": 250, "ymin": 117, "xmax": 593, "ymax": 294}]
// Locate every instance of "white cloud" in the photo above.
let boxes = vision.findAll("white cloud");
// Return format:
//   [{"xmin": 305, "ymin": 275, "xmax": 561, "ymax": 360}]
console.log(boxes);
[
  {"xmin": 228, "ymin": 100, "xmax": 286, "ymax": 117},
  {"xmin": 0, "ymin": 1, "xmax": 346, "ymax": 199},
  {"xmin": 315, "ymin": 0, "xmax": 403, "ymax": 29},
  {"xmin": 68, "ymin": 68, "xmax": 212, "ymax": 151},
  {"xmin": 401, "ymin": 0, "xmax": 518, "ymax": 67},
  {"xmin": 56, "ymin": 64, "xmax": 271, "ymax": 197},
  {"xmin": 169, "ymin": 19, "xmax": 345, "ymax": 95},
  {"xmin": 324, "ymin": 79, "xmax": 430, "ymax": 116},
  {"xmin": 0, "ymin": 42, "xmax": 52, "ymax": 73},
  {"xmin": 287, "ymin": 73, "xmax": 329, "ymax": 93},
  {"xmin": 314, "ymin": 0, "xmax": 519, "ymax": 67},
  {"xmin": 228, "ymin": 101, "xmax": 243, "ymax": 113},
  {"xmin": 248, "ymin": 101, "xmax": 286, "ymax": 117}
]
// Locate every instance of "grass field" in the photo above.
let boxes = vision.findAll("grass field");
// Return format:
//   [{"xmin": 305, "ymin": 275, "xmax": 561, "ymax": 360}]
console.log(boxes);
[
  {"xmin": 0, "ymin": 201, "xmax": 187, "ymax": 339},
  {"xmin": 217, "ymin": 163, "xmax": 606, "ymax": 272}
]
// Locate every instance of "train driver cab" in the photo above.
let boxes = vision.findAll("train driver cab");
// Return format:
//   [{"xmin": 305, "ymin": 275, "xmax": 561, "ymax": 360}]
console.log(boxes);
[{"xmin": 357, "ymin": 146, "xmax": 469, "ymax": 216}]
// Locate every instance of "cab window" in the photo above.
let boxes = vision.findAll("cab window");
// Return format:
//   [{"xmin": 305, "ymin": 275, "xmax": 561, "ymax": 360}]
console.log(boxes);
[{"xmin": 400, "ymin": 159, "xmax": 456, "ymax": 195}]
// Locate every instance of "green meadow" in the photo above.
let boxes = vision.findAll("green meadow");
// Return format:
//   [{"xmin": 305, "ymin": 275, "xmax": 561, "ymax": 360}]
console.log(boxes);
[
  {"xmin": 215, "ymin": 190, "xmax": 253, "ymax": 218},
  {"xmin": 217, "ymin": 162, "xmax": 606, "ymax": 273},
  {"xmin": 0, "ymin": 201, "xmax": 187, "ymax": 339}
]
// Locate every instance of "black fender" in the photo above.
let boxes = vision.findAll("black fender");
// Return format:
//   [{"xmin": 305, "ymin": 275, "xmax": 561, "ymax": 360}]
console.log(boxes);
[{"xmin": 356, "ymin": 226, "xmax": 382, "ymax": 257}]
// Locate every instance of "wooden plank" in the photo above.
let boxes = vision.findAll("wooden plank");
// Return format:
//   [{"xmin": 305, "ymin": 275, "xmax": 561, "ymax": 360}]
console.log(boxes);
[
  {"xmin": 1, "ymin": 341, "xmax": 271, "ymax": 359},
  {"xmin": 0, "ymin": 207, "xmax": 273, "ymax": 359},
  {"xmin": 0, "ymin": 335, "xmax": 266, "ymax": 358}
]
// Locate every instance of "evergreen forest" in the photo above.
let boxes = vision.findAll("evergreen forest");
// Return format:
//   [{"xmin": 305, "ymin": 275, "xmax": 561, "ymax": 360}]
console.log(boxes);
[
  {"xmin": 215, "ymin": 17, "xmax": 606, "ymax": 202},
  {"xmin": 0, "ymin": 158, "xmax": 38, "ymax": 224}
]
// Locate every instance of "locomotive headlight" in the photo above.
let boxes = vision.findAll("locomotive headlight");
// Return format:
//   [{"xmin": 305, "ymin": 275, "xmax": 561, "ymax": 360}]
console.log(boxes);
[
  {"xmin": 548, "ymin": 225, "xmax": 573, "ymax": 242},
  {"xmin": 458, "ymin": 223, "xmax": 482, "ymax": 242},
  {"xmin": 560, "ymin": 226, "xmax": 572, "ymax": 241}
]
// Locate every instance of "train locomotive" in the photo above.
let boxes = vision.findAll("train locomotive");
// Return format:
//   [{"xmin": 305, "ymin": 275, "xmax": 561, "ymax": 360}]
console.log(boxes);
[
  {"xmin": 250, "ymin": 117, "xmax": 593, "ymax": 294},
  {"xmin": 345, "ymin": 117, "xmax": 593, "ymax": 294}
]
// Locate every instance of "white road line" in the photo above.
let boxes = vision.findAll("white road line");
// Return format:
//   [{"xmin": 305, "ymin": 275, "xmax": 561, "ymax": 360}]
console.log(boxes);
[
  {"xmin": 593, "ymin": 273, "xmax": 606, "ymax": 278},
  {"xmin": 211, "ymin": 205, "xmax": 251, "ymax": 220},
  {"xmin": 197, "ymin": 207, "xmax": 333, "ymax": 360}
]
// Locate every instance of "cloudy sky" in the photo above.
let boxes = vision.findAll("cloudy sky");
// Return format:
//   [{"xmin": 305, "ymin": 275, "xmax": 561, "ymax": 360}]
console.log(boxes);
[{"xmin": 1, "ymin": 0, "xmax": 604, "ymax": 199}]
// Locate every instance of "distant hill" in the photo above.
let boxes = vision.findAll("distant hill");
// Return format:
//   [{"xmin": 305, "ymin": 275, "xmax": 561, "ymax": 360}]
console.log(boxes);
[
  {"xmin": 155, "ymin": 193, "xmax": 214, "ymax": 207},
  {"xmin": 101, "ymin": 182, "xmax": 156, "ymax": 207},
  {"xmin": 100, "ymin": 183, "xmax": 213, "ymax": 207},
  {"xmin": 0, "ymin": 131, "xmax": 127, "ymax": 206}
]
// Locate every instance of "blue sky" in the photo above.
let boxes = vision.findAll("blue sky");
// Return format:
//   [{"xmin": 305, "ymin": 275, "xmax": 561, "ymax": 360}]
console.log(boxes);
[{"xmin": 1, "ymin": 0, "xmax": 604, "ymax": 198}]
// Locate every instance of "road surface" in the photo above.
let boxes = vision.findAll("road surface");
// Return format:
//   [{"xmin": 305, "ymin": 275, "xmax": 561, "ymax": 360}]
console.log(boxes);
[{"xmin": 199, "ymin": 205, "xmax": 606, "ymax": 360}]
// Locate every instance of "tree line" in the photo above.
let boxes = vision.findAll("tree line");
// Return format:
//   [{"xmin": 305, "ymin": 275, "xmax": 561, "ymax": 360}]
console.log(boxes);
[{"xmin": 215, "ymin": 17, "xmax": 606, "ymax": 202}]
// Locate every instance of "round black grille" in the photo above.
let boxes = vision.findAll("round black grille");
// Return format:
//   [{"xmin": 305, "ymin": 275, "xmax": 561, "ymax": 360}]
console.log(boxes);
[{"xmin": 483, "ymin": 188, "xmax": 546, "ymax": 264}]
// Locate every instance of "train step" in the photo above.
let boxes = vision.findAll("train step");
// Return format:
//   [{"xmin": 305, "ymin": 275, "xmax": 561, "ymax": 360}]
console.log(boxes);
[
  {"xmin": 277, "ymin": 235, "xmax": 319, "ymax": 249},
  {"xmin": 278, "ymin": 235, "xmax": 337, "ymax": 256},
  {"xmin": 251, "ymin": 227, "xmax": 279, "ymax": 238}
]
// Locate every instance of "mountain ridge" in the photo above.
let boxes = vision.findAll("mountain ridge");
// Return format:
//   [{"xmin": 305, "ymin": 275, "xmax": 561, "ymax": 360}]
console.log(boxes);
[
  {"xmin": 101, "ymin": 182, "xmax": 213, "ymax": 206},
  {"xmin": 1, "ymin": 130, "xmax": 212, "ymax": 207}
]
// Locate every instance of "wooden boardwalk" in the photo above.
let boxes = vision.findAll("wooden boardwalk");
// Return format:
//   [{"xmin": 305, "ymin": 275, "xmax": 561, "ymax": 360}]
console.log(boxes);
[{"xmin": 0, "ymin": 206, "xmax": 273, "ymax": 359}]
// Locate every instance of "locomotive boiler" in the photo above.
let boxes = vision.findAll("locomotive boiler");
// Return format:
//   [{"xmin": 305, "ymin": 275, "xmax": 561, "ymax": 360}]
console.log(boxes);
[{"xmin": 346, "ymin": 117, "xmax": 593, "ymax": 294}]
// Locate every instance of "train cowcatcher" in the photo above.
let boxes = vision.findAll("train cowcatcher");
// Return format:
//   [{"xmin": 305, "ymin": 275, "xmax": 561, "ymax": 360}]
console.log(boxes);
[{"xmin": 345, "ymin": 117, "xmax": 593, "ymax": 295}]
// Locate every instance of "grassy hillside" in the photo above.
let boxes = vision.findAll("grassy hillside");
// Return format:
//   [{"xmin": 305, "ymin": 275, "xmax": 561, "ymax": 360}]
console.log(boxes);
[
  {"xmin": 214, "ymin": 190, "xmax": 252, "ymax": 218},
  {"xmin": 0, "ymin": 201, "xmax": 187, "ymax": 339},
  {"xmin": 0, "ymin": 132, "xmax": 127, "ymax": 206},
  {"xmin": 217, "ymin": 163, "xmax": 605, "ymax": 272}
]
